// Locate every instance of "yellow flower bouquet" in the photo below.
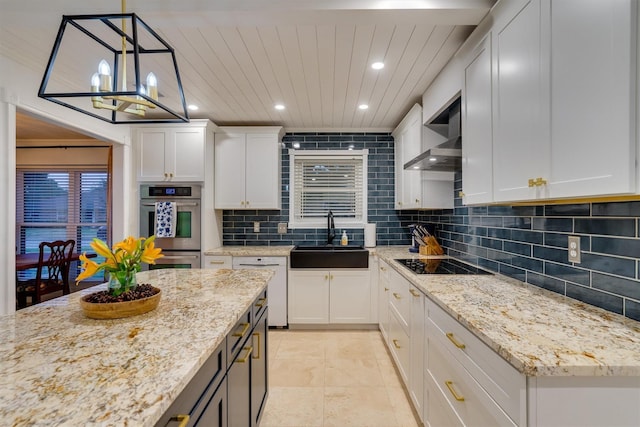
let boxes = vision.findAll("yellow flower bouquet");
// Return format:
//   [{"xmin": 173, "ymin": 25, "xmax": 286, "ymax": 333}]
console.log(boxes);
[{"xmin": 77, "ymin": 235, "xmax": 163, "ymax": 296}]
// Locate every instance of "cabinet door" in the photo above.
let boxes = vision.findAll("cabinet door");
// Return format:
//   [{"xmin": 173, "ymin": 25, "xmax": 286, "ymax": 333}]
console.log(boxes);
[
  {"xmin": 394, "ymin": 105, "xmax": 423, "ymax": 209},
  {"xmin": 251, "ymin": 312, "xmax": 268, "ymax": 427},
  {"xmin": 548, "ymin": 0, "xmax": 635, "ymax": 198},
  {"xmin": 378, "ymin": 261, "xmax": 391, "ymax": 341},
  {"xmin": 462, "ymin": 34, "xmax": 493, "ymax": 205},
  {"xmin": 409, "ymin": 285, "xmax": 425, "ymax": 421},
  {"xmin": 171, "ymin": 128, "xmax": 205, "ymax": 182},
  {"xmin": 288, "ymin": 270, "xmax": 329, "ymax": 324},
  {"xmin": 137, "ymin": 130, "xmax": 169, "ymax": 182},
  {"xmin": 214, "ymin": 133, "xmax": 247, "ymax": 209},
  {"xmin": 492, "ymin": 0, "xmax": 550, "ymax": 202},
  {"xmin": 245, "ymin": 133, "xmax": 281, "ymax": 209},
  {"xmin": 228, "ymin": 343, "xmax": 252, "ymax": 427},
  {"xmin": 194, "ymin": 378, "xmax": 227, "ymax": 427},
  {"xmin": 329, "ymin": 270, "xmax": 371, "ymax": 323}
]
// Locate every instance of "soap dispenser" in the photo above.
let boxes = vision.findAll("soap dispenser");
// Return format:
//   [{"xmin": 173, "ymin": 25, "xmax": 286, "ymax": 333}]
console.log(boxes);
[{"xmin": 340, "ymin": 230, "xmax": 348, "ymax": 246}]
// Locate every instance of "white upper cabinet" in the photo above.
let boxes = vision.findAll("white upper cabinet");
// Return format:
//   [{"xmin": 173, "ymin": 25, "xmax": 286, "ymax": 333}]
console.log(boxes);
[
  {"xmin": 134, "ymin": 120, "xmax": 212, "ymax": 182},
  {"xmin": 459, "ymin": 0, "xmax": 637, "ymax": 203},
  {"xmin": 461, "ymin": 33, "xmax": 494, "ymax": 205},
  {"xmin": 394, "ymin": 104, "xmax": 423, "ymax": 209},
  {"xmin": 548, "ymin": 0, "xmax": 636, "ymax": 198},
  {"xmin": 394, "ymin": 104, "xmax": 454, "ymax": 209},
  {"xmin": 492, "ymin": 0, "xmax": 550, "ymax": 202},
  {"xmin": 214, "ymin": 127, "xmax": 284, "ymax": 210}
]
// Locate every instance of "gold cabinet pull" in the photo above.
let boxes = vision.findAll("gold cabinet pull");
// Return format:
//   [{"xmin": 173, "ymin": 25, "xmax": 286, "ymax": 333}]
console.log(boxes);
[
  {"xmin": 169, "ymin": 173, "xmax": 174, "ymax": 178},
  {"xmin": 325, "ymin": 275, "xmax": 329, "ymax": 280},
  {"xmin": 380, "ymin": 266, "xmax": 386, "ymax": 271},
  {"xmin": 236, "ymin": 346, "xmax": 253, "ymax": 363},
  {"xmin": 392, "ymin": 339, "xmax": 401, "ymax": 349},
  {"xmin": 255, "ymin": 297, "xmax": 267, "ymax": 308},
  {"xmin": 393, "ymin": 292, "xmax": 401, "ymax": 300},
  {"xmin": 170, "ymin": 414, "xmax": 190, "ymax": 427},
  {"xmin": 535, "ymin": 177, "xmax": 547, "ymax": 186},
  {"xmin": 415, "ymin": 198, "xmax": 420, "ymax": 204},
  {"xmin": 252, "ymin": 332, "xmax": 261, "ymax": 359},
  {"xmin": 458, "ymin": 191, "xmax": 465, "ymax": 197},
  {"xmin": 330, "ymin": 275, "xmax": 334, "ymax": 280},
  {"xmin": 445, "ymin": 380, "xmax": 465, "ymax": 401},
  {"xmin": 246, "ymin": 200, "xmax": 250, "ymax": 205},
  {"xmin": 528, "ymin": 178, "xmax": 535, "ymax": 187},
  {"xmin": 446, "ymin": 332, "xmax": 466, "ymax": 349},
  {"xmin": 384, "ymin": 287, "xmax": 389, "ymax": 291},
  {"xmin": 233, "ymin": 322, "xmax": 251, "ymax": 338},
  {"xmin": 409, "ymin": 289, "xmax": 420, "ymax": 297},
  {"xmin": 209, "ymin": 260, "xmax": 225, "ymax": 265}
]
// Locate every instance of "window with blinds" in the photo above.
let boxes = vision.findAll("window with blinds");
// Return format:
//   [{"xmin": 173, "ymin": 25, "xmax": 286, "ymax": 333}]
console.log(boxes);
[
  {"xmin": 16, "ymin": 169, "xmax": 109, "ymax": 282},
  {"xmin": 289, "ymin": 150, "xmax": 368, "ymax": 228}
]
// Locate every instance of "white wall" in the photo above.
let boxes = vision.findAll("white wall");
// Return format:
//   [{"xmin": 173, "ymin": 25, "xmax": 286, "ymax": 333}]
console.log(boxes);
[{"xmin": 0, "ymin": 54, "xmax": 134, "ymax": 315}]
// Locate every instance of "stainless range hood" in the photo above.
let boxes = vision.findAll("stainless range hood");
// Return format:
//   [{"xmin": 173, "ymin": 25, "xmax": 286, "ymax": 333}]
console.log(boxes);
[{"xmin": 404, "ymin": 97, "xmax": 461, "ymax": 171}]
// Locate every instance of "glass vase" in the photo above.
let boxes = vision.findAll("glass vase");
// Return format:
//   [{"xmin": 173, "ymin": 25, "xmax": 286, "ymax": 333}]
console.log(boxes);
[{"xmin": 108, "ymin": 270, "xmax": 137, "ymax": 296}]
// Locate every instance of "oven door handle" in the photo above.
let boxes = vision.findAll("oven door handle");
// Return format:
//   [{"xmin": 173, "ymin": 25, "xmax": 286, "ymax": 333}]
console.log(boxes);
[
  {"xmin": 160, "ymin": 255, "xmax": 201, "ymax": 260},
  {"xmin": 141, "ymin": 202, "xmax": 199, "ymax": 207},
  {"xmin": 236, "ymin": 263, "xmax": 281, "ymax": 267}
]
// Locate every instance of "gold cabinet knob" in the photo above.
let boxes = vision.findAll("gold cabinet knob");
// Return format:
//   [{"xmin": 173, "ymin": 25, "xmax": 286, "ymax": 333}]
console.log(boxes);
[
  {"xmin": 458, "ymin": 191, "xmax": 465, "ymax": 197},
  {"xmin": 528, "ymin": 178, "xmax": 535, "ymax": 188},
  {"xmin": 409, "ymin": 289, "xmax": 420, "ymax": 297}
]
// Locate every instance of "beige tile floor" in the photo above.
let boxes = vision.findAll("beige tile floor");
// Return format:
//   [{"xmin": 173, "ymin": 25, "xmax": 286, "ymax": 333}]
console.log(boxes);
[{"xmin": 261, "ymin": 329, "xmax": 420, "ymax": 427}]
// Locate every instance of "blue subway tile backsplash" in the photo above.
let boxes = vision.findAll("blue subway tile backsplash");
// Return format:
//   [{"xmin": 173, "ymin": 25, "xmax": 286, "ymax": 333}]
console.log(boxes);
[{"xmin": 222, "ymin": 132, "xmax": 640, "ymax": 321}]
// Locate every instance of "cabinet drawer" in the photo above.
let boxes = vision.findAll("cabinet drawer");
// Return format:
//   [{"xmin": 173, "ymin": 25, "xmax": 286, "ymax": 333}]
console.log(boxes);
[
  {"xmin": 427, "ymin": 299, "xmax": 524, "ymax": 423},
  {"xmin": 203, "ymin": 255, "xmax": 232, "ymax": 269},
  {"xmin": 388, "ymin": 307, "xmax": 410, "ymax": 385},
  {"xmin": 388, "ymin": 268, "xmax": 411, "ymax": 332},
  {"xmin": 227, "ymin": 308, "xmax": 252, "ymax": 366},
  {"xmin": 426, "ymin": 333, "xmax": 516, "ymax": 427}
]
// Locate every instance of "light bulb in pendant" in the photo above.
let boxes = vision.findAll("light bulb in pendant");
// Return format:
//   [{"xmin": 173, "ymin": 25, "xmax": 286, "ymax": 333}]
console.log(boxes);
[
  {"xmin": 97, "ymin": 60, "xmax": 112, "ymax": 91},
  {"xmin": 146, "ymin": 72, "xmax": 158, "ymax": 100}
]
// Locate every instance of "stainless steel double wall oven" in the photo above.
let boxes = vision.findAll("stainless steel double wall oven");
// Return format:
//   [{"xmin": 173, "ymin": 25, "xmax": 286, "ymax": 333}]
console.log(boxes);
[{"xmin": 139, "ymin": 184, "xmax": 201, "ymax": 269}]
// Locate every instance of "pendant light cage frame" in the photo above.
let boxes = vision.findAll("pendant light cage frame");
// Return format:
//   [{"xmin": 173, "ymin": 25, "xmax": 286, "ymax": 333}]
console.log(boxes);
[{"xmin": 38, "ymin": 13, "xmax": 190, "ymax": 124}]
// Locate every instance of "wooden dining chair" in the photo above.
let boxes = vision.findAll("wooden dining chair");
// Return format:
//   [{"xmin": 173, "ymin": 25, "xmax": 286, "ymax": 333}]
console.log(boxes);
[{"xmin": 16, "ymin": 240, "xmax": 75, "ymax": 308}]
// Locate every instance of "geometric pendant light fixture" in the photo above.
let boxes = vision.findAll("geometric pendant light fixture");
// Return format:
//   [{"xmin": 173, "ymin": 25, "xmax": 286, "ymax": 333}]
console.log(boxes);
[{"xmin": 38, "ymin": 0, "xmax": 189, "ymax": 124}]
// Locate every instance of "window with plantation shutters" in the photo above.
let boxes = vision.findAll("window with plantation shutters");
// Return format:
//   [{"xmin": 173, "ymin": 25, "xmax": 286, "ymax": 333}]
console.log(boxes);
[{"xmin": 289, "ymin": 150, "xmax": 368, "ymax": 229}]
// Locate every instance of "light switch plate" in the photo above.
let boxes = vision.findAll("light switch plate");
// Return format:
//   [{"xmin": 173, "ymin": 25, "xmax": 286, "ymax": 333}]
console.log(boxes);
[
  {"xmin": 277, "ymin": 223, "xmax": 287, "ymax": 234},
  {"xmin": 568, "ymin": 235, "xmax": 581, "ymax": 263},
  {"xmin": 254, "ymin": 222, "xmax": 260, "ymax": 233}
]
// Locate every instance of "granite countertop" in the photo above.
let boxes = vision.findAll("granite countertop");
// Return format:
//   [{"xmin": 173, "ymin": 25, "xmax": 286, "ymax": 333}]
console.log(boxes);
[
  {"xmin": 204, "ymin": 245, "xmax": 294, "ymax": 257},
  {"xmin": 0, "ymin": 268, "xmax": 273, "ymax": 427},
  {"xmin": 375, "ymin": 247, "xmax": 640, "ymax": 377}
]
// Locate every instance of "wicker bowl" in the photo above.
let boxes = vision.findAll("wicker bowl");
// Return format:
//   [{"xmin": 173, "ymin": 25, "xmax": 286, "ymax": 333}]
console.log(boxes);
[{"xmin": 79, "ymin": 287, "xmax": 162, "ymax": 319}]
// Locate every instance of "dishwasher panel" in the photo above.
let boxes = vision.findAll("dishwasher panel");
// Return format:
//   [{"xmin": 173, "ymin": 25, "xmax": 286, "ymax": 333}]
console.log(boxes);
[{"xmin": 232, "ymin": 257, "xmax": 287, "ymax": 327}]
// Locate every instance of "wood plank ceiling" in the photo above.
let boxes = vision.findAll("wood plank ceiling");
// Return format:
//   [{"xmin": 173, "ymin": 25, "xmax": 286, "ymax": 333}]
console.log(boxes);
[{"xmin": 1, "ymin": 0, "xmax": 494, "ymax": 135}]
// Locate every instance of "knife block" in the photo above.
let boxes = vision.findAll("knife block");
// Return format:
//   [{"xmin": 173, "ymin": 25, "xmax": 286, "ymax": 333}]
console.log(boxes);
[{"xmin": 419, "ymin": 236, "xmax": 444, "ymax": 255}]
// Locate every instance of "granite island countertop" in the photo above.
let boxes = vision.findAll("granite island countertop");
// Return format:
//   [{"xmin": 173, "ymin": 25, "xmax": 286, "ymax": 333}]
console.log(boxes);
[
  {"xmin": 0, "ymin": 268, "xmax": 273, "ymax": 427},
  {"xmin": 375, "ymin": 246, "xmax": 640, "ymax": 377}
]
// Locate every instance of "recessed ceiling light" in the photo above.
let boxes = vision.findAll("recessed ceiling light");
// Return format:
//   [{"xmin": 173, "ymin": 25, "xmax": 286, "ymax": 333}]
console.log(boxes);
[
  {"xmin": 358, "ymin": 104, "xmax": 369, "ymax": 110},
  {"xmin": 371, "ymin": 62, "xmax": 385, "ymax": 70},
  {"xmin": 274, "ymin": 104, "xmax": 285, "ymax": 110},
  {"xmin": 413, "ymin": 166, "xmax": 420, "ymax": 169},
  {"xmin": 429, "ymin": 157, "xmax": 437, "ymax": 162},
  {"xmin": 188, "ymin": 104, "xmax": 199, "ymax": 111}
]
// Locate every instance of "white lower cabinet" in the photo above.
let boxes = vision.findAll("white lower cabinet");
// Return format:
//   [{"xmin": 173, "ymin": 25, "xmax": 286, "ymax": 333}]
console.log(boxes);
[
  {"xmin": 288, "ymin": 269, "xmax": 371, "ymax": 324},
  {"xmin": 380, "ymin": 262, "xmax": 640, "ymax": 427},
  {"xmin": 378, "ymin": 260, "xmax": 391, "ymax": 341}
]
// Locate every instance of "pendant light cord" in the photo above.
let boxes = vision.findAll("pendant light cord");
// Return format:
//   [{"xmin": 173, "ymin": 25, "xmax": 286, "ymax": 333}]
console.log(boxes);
[{"xmin": 121, "ymin": 0, "xmax": 127, "ymax": 91}]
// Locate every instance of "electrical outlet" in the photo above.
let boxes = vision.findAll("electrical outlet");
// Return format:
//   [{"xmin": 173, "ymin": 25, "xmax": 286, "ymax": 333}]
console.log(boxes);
[
  {"xmin": 253, "ymin": 222, "xmax": 260, "ymax": 233},
  {"xmin": 568, "ymin": 236, "xmax": 581, "ymax": 263},
  {"xmin": 277, "ymin": 223, "xmax": 288, "ymax": 234}
]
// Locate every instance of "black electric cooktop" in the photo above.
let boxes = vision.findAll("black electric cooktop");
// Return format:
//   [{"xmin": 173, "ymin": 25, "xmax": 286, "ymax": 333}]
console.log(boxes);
[{"xmin": 395, "ymin": 258, "xmax": 492, "ymax": 275}]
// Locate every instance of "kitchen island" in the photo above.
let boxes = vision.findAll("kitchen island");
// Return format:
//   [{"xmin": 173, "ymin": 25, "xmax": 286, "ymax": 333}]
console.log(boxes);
[{"xmin": 0, "ymin": 268, "xmax": 273, "ymax": 427}]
